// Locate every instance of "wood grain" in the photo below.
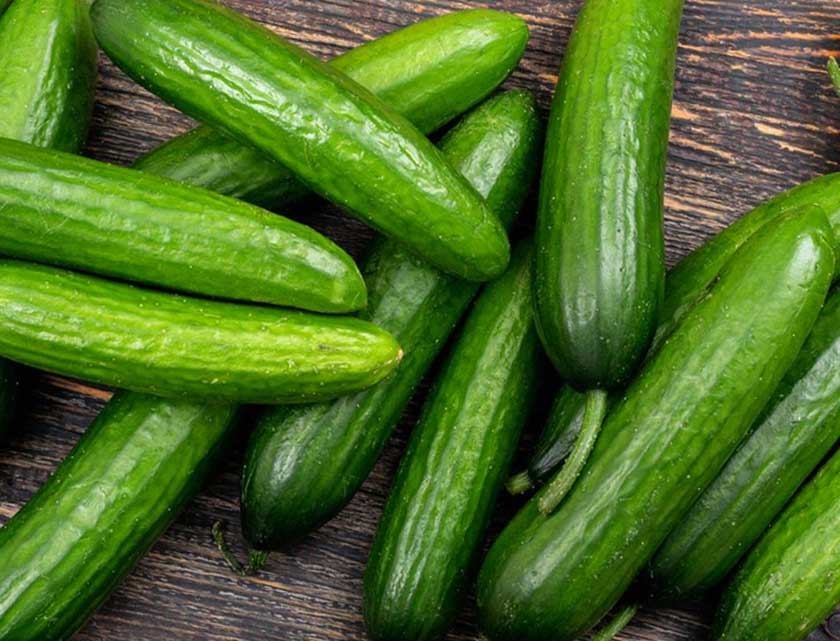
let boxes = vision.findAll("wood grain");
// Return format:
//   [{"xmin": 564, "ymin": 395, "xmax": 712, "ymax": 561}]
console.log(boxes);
[{"xmin": 2, "ymin": 0, "xmax": 840, "ymax": 639}]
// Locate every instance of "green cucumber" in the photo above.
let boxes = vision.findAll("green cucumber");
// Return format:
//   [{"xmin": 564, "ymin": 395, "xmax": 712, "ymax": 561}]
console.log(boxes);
[
  {"xmin": 713, "ymin": 447, "xmax": 840, "ymax": 641},
  {"xmin": 0, "ymin": 0, "xmax": 11, "ymax": 15},
  {"xmin": 651, "ymin": 284, "xmax": 840, "ymax": 598},
  {"xmin": 134, "ymin": 9, "xmax": 528, "ymax": 207},
  {"xmin": 92, "ymin": 0, "xmax": 511, "ymax": 281},
  {"xmin": 0, "ymin": 0, "xmax": 97, "ymax": 152},
  {"xmin": 511, "ymin": 174, "xmax": 840, "ymax": 494},
  {"xmin": 0, "ymin": 260, "xmax": 402, "ymax": 403},
  {"xmin": 0, "ymin": 137, "xmax": 365, "ymax": 313},
  {"xmin": 0, "ymin": 392, "xmax": 237, "ymax": 641},
  {"xmin": 240, "ymin": 90, "xmax": 541, "ymax": 549},
  {"xmin": 364, "ymin": 240, "xmax": 540, "ymax": 641},
  {"xmin": 477, "ymin": 207, "xmax": 836, "ymax": 641}
]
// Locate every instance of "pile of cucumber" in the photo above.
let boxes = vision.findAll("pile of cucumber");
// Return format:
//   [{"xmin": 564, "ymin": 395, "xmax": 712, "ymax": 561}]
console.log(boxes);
[{"xmin": 0, "ymin": 0, "xmax": 839, "ymax": 640}]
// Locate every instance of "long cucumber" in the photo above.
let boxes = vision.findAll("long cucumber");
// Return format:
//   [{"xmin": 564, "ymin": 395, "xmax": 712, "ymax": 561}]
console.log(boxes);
[
  {"xmin": 240, "ymin": 90, "xmax": 541, "ymax": 550},
  {"xmin": 364, "ymin": 241, "xmax": 540, "ymax": 641},
  {"xmin": 91, "ymin": 0, "xmax": 511, "ymax": 281},
  {"xmin": 477, "ymin": 207, "xmax": 836, "ymax": 641},
  {"xmin": 0, "ymin": 138, "xmax": 365, "ymax": 313},
  {"xmin": 0, "ymin": 260, "xmax": 402, "ymax": 404},
  {"xmin": 134, "ymin": 9, "xmax": 528, "ymax": 207}
]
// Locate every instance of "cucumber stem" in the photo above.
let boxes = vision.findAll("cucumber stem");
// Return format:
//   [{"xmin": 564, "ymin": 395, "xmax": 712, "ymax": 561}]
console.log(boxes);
[
  {"xmin": 538, "ymin": 389, "xmax": 608, "ymax": 515},
  {"xmin": 829, "ymin": 58, "xmax": 840, "ymax": 99},
  {"xmin": 211, "ymin": 521, "xmax": 270, "ymax": 576},
  {"xmin": 506, "ymin": 470, "xmax": 534, "ymax": 495},
  {"xmin": 590, "ymin": 604, "xmax": 638, "ymax": 641}
]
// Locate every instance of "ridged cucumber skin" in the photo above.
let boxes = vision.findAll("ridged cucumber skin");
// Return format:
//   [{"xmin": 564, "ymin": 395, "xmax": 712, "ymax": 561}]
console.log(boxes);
[
  {"xmin": 534, "ymin": 0, "xmax": 683, "ymax": 388},
  {"xmin": 477, "ymin": 208, "xmax": 836, "ymax": 641},
  {"xmin": 0, "ymin": 392, "xmax": 237, "ymax": 641},
  {"xmin": 92, "ymin": 0, "xmax": 511, "ymax": 282},
  {"xmin": 134, "ymin": 9, "xmax": 528, "ymax": 207},
  {"xmin": 0, "ymin": 260, "xmax": 402, "ymax": 404},
  {"xmin": 0, "ymin": 137, "xmax": 365, "ymax": 313},
  {"xmin": 651, "ymin": 285, "xmax": 840, "ymax": 598},
  {"xmin": 240, "ymin": 90, "xmax": 541, "ymax": 549},
  {"xmin": 713, "ymin": 449, "xmax": 840, "ymax": 641},
  {"xmin": 521, "ymin": 174, "xmax": 840, "ymax": 489},
  {"xmin": 0, "ymin": 0, "xmax": 97, "ymax": 152},
  {"xmin": 364, "ymin": 241, "xmax": 540, "ymax": 641}
]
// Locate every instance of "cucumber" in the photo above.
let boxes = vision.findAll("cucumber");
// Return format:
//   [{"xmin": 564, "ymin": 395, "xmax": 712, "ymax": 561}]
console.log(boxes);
[
  {"xmin": 512, "ymin": 174, "xmax": 840, "ymax": 493},
  {"xmin": 91, "ymin": 0, "xmax": 511, "ymax": 281},
  {"xmin": 0, "ymin": 0, "xmax": 10, "ymax": 15},
  {"xmin": 134, "ymin": 9, "xmax": 528, "ymax": 207},
  {"xmin": 240, "ymin": 90, "xmax": 541, "ymax": 549},
  {"xmin": 0, "ymin": 392, "xmax": 237, "ymax": 641},
  {"xmin": 0, "ymin": 260, "xmax": 402, "ymax": 404},
  {"xmin": 713, "ymin": 447, "xmax": 840, "ymax": 641},
  {"xmin": 0, "ymin": 0, "xmax": 97, "ymax": 152},
  {"xmin": 364, "ymin": 240, "xmax": 540, "ymax": 641},
  {"xmin": 0, "ymin": 137, "xmax": 365, "ymax": 313},
  {"xmin": 651, "ymin": 284, "xmax": 840, "ymax": 598},
  {"xmin": 476, "ymin": 207, "xmax": 836, "ymax": 641}
]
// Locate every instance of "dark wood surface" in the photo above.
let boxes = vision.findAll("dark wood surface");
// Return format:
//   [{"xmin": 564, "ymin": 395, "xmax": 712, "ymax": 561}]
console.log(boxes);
[{"xmin": 2, "ymin": 0, "xmax": 840, "ymax": 639}]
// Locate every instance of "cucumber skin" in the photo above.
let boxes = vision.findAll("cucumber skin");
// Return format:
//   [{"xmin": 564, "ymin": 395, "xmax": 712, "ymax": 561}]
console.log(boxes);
[
  {"xmin": 477, "ymin": 209, "xmax": 836, "ymax": 641},
  {"xmin": 134, "ymin": 9, "xmax": 528, "ymax": 208},
  {"xmin": 534, "ymin": 0, "xmax": 683, "ymax": 388},
  {"xmin": 0, "ymin": 393, "xmax": 237, "ymax": 641},
  {"xmin": 651, "ymin": 285, "xmax": 840, "ymax": 597},
  {"xmin": 92, "ymin": 0, "xmax": 511, "ymax": 282},
  {"xmin": 523, "ymin": 174, "xmax": 840, "ymax": 488},
  {"xmin": 713, "ymin": 449, "xmax": 840, "ymax": 641},
  {"xmin": 364, "ymin": 241, "xmax": 540, "ymax": 641},
  {"xmin": 0, "ymin": 0, "xmax": 97, "ymax": 152},
  {"xmin": 0, "ymin": 260, "xmax": 402, "ymax": 404},
  {"xmin": 0, "ymin": 137, "xmax": 365, "ymax": 313},
  {"xmin": 240, "ymin": 90, "xmax": 541, "ymax": 549}
]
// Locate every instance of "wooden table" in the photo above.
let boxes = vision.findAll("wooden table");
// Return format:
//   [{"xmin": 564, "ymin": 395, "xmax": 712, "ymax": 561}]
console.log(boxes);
[{"xmin": 2, "ymin": 1, "xmax": 839, "ymax": 639}]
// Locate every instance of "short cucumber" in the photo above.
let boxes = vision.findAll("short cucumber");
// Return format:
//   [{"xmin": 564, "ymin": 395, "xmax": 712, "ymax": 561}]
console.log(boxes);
[
  {"xmin": 0, "ymin": 392, "xmax": 237, "ymax": 641},
  {"xmin": 92, "ymin": 0, "xmax": 511, "ymax": 281},
  {"xmin": 240, "ymin": 91, "xmax": 541, "ymax": 549},
  {"xmin": 364, "ymin": 240, "xmax": 540, "ymax": 641},
  {"xmin": 134, "ymin": 9, "xmax": 528, "ymax": 207},
  {"xmin": 0, "ymin": 137, "xmax": 365, "ymax": 313},
  {"xmin": 713, "ymin": 447, "xmax": 840, "ymax": 641},
  {"xmin": 0, "ymin": 260, "xmax": 402, "ymax": 404},
  {"xmin": 477, "ymin": 207, "xmax": 836, "ymax": 641},
  {"xmin": 0, "ymin": 0, "xmax": 98, "ymax": 152},
  {"xmin": 651, "ymin": 284, "xmax": 840, "ymax": 598}
]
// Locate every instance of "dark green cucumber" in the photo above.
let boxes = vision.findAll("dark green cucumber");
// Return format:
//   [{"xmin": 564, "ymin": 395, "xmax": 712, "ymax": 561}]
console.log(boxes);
[
  {"xmin": 240, "ymin": 90, "xmax": 541, "ymax": 549},
  {"xmin": 513, "ymin": 174, "xmax": 840, "ymax": 493},
  {"xmin": 134, "ymin": 9, "xmax": 528, "ymax": 207},
  {"xmin": 0, "ymin": 0, "xmax": 10, "ymax": 15},
  {"xmin": 0, "ymin": 0, "xmax": 97, "ymax": 152},
  {"xmin": 714, "ymin": 448, "xmax": 840, "ymax": 641},
  {"xmin": 0, "ymin": 392, "xmax": 237, "ymax": 641},
  {"xmin": 92, "ymin": 0, "xmax": 511, "ymax": 281},
  {"xmin": 477, "ymin": 208, "xmax": 836, "ymax": 641},
  {"xmin": 364, "ymin": 241, "xmax": 540, "ymax": 641},
  {"xmin": 651, "ymin": 284, "xmax": 840, "ymax": 598},
  {"xmin": 534, "ymin": 0, "xmax": 683, "ymax": 388},
  {"xmin": 0, "ymin": 137, "xmax": 365, "ymax": 313},
  {"xmin": 0, "ymin": 260, "xmax": 402, "ymax": 403}
]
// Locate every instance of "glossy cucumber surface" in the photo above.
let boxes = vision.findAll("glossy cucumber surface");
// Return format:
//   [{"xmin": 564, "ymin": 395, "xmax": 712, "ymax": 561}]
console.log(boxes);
[
  {"xmin": 364, "ymin": 241, "xmax": 539, "ymax": 641},
  {"xmin": 0, "ymin": 392, "xmax": 237, "ymax": 641},
  {"xmin": 534, "ymin": 0, "xmax": 683, "ymax": 388},
  {"xmin": 0, "ymin": 261, "xmax": 402, "ymax": 404},
  {"xmin": 713, "ymin": 448, "xmax": 840, "ymax": 641},
  {"xmin": 651, "ymin": 285, "xmax": 840, "ymax": 598},
  {"xmin": 134, "ymin": 9, "xmax": 528, "ymax": 208},
  {"xmin": 0, "ymin": 138, "xmax": 365, "ymax": 313},
  {"xmin": 477, "ymin": 208, "xmax": 836, "ymax": 641},
  {"xmin": 240, "ymin": 90, "xmax": 541, "ymax": 549},
  {"xmin": 0, "ymin": 0, "xmax": 97, "ymax": 152},
  {"xmin": 92, "ymin": 0, "xmax": 510, "ymax": 281}
]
